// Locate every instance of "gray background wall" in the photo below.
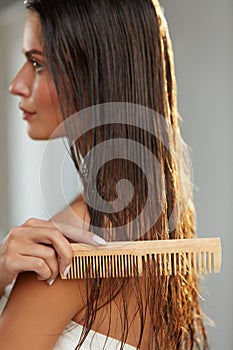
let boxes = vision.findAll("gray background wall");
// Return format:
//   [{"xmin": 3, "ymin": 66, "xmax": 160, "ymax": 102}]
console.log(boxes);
[
  {"xmin": 0, "ymin": 1, "xmax": 232, "ymax": 349},
  {"xmin": 161, "ymin": 1, "xmax": 233, "ymax": 349}
]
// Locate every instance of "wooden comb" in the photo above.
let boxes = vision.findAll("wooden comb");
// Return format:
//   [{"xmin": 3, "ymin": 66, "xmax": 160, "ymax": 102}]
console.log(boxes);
[{"xmin": 61, "ymin": 237, "xmax": 222, "ymax": 279}]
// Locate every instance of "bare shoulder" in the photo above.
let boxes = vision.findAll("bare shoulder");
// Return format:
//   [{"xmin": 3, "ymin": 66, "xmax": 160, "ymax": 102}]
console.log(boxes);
[
  {"xmin": 0, "ymin": 272, "xmax": 85, "ymax": 350},
  {"xmin": 52, "ymin": 193, "xmax": 90, "ymax": 230}
]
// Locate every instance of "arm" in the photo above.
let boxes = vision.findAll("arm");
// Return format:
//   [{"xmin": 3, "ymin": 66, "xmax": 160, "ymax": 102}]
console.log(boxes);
[{"xmin": 0, "ymin": 272, "xmax": 85, "ymax": 350}]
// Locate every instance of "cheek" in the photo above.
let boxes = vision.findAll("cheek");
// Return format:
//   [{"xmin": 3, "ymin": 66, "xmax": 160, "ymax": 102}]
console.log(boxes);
[
  {"xmin": 35, "ymin": 81, "xmax": 64, "ymax": 125},
  {"xmin": 28, "ymin": 80, "xmax": 66, "ymax": 140}
]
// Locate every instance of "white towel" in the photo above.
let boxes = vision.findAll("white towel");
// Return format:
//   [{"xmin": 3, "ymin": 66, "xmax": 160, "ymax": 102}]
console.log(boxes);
[{"xmin": 54, "ymin": 321, "xmax": 136, "ymax": 350}]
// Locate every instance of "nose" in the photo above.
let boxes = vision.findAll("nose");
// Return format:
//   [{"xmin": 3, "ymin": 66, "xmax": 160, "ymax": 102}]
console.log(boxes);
[{"xmin": 9, "ymin": 64, "xmax": 31, "ymax": 97}]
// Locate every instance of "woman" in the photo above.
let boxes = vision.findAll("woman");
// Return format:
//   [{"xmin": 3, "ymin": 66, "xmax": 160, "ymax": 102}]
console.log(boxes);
[{"xmin": 0, "ymin": 0, "xmax": 208, "ymax": 349}]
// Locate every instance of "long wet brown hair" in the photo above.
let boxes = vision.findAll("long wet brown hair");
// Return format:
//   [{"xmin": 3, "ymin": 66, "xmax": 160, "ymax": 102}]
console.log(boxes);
[{"xmin": 26, "ymin": 0, "xmax": 208, "ymax": 348}]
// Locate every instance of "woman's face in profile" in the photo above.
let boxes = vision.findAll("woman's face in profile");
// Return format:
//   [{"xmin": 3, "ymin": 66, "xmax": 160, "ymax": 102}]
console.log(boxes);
[{"xmin": 9, "ymin": 11, "xmax": 65, "ymax": 140}]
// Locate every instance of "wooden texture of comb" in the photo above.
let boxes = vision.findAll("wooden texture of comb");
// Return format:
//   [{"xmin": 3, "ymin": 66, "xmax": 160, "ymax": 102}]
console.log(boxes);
[{"xmin": 61, "ymin": 237, "xmax": 221, "ymax": 279}]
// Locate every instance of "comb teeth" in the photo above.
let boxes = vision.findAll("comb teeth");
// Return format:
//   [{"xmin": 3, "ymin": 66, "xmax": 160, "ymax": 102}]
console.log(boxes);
[
  {"xmin": 142, "ymin": 251, "xmax": 218, "ymax": 276},
  {"xmin": 61, "ymin": 238, "xmax": 222, "ymax": 279},
  {"xmin": 67, "ymin": 254, "xmax": 141, "ymax": 279}
]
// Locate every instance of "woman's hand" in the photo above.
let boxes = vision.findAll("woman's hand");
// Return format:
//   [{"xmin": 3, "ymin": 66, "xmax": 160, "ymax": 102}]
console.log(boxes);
[
  {"xmin": 0, "ymin": 216, "xmax": 106, "ymax": 295},
  {"xmin": 0, "ymin": 219, "xmax": 73, "ymax": 291}
]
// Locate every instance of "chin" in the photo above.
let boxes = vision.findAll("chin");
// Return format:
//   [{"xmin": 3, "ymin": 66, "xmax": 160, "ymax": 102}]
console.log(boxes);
[
  {"xmin": 27, "ymin": 123, "xmax": 67, "ymax": 140},
  {"xmin": 27, "ymin": 130, "xmax": 50, "ymax": 140},
  {"xmin": 27, "ymin": 131, "xmax": 66, "ymax": 141}
]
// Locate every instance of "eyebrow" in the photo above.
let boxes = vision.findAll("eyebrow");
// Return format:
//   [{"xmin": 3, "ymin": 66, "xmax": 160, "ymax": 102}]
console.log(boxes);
[{"xmin": 24, "ymin": 49, "xmax": 43, "ymax": 58}]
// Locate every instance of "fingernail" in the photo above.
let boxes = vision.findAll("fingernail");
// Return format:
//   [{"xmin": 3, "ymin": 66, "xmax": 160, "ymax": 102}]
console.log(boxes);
[
  {"xmin": 46, "ymin": 278, "xmax": 56, "ymax": 286},
  {"xmin": 63, "ymin": 264, "xmax": 71, "ymax": 277},
  {"xmin": 92, "ymin": 235, "xmax": 106, "ymax": 245}
]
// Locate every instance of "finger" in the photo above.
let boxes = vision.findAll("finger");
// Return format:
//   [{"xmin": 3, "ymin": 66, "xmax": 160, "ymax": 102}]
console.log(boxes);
[
  {"xmin": 10, "ymin": 255, "xmax": 52, "ymax": 281},
  {"xmin": 23, "ymin": 218, "xmax": 106, "ymax": 246},
  {"xmin": 22, "ymin": 218, "xmax": 56, "ymax": 229},
  {"xmin": 23, "ymin": 227, "xmax": 73, "ymax": 274},
  {"xmin": 21, "ymin": 218, "xmax": 106, "ymax": 273},
  {"xmin": 52, "ymin": 222, "xmax": 106, "ymax": 246},
  {"xmin": 20, "ymin": 244, "xmax": 59, "ymax": 281},
  {"xmin": 13, "ymin": 223, "xmax": 72, "ymax": 274}
]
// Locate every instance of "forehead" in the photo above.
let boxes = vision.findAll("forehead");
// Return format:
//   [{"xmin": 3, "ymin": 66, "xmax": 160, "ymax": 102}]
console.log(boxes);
[{"xmin": 23, "ymin": 11, "xmax": 42, "ymax": 52}]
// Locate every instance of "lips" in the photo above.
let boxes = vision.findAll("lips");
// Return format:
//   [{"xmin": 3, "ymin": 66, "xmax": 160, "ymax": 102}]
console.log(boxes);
[{"xmin": 19, "ymin": 105, "xmax": 36, "ymax": 121}]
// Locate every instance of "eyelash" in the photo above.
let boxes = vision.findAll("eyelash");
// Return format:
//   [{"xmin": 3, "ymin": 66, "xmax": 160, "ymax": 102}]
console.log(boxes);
[{"xmin": 30, "ymin": 59, "xmax": 44, "ymax": 73}]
